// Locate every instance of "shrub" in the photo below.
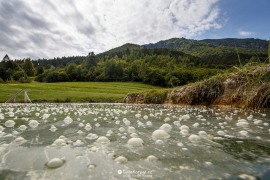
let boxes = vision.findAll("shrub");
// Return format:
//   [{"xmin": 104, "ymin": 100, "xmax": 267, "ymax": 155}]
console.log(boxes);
[
  {"xmin": 144, "ymin": 90, "xmax": 168, "ymax": 104},
  {"xmin": 18, "ymin": 77, "xmax": 32, "ymax": 83},
  {"xmin": 13, "ymin": 71, "xmax": 25, "ymax": 81}
]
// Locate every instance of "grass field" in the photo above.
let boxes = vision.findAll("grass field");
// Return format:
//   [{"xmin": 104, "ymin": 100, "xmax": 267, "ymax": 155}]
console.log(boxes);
[{"xmin": 0, "ymin": 82, "xmax": 162, "ymax": 103}]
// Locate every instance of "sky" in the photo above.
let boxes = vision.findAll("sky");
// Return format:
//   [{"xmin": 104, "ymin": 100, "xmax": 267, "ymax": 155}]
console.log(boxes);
[{"xmin": 0, "ymin": 0, "xmax": 269, "ymax": 60}]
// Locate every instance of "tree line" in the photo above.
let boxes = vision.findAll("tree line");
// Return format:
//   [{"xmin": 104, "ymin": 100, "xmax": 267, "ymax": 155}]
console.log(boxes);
[{"xmin": 0, "ymin": 42, "xmax": 267, "ymax": 87}]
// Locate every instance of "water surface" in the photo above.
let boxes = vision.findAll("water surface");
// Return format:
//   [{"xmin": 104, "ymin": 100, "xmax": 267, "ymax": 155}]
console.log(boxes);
[{"xmin": 0, "ymin": 103, "xmax": 269, "ymax": 179}]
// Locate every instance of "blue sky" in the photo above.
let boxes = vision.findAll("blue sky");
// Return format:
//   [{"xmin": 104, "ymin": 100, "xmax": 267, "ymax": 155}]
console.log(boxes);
[
  {"xmin": 0, "ymin": 0, "xmax": 269, "ymax": 59},
  {"xmin": 198, "ymin": 0, "xmax": 270, "ymax": 40}
]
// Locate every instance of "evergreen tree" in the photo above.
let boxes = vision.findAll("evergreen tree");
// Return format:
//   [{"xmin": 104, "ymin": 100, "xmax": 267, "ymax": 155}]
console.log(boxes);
[
  {"xmin": 3, "ymin": 54, "xmax": 10, "ymax": 62},
  {"xmin": 22, "ymin": 58, "xmax": 35, "ymax": 76}
]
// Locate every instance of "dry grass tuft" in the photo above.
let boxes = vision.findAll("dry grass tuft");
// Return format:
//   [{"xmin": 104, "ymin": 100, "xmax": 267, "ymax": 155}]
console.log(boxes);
[{"xmin": 247, "ymin": 84, "xmax": 270, "ymax": 109}]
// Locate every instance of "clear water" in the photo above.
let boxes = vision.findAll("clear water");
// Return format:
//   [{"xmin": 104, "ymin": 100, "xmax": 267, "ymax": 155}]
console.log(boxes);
[{"xmin": 0, "ymin": 103, "xmax": 270, "ymax": 180}]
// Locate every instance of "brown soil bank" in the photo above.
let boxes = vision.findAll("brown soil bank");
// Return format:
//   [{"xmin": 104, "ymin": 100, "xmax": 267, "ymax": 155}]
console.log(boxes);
[{"xmin": 124, "ymin": 64, "xmax": 270, "ymax": 109}]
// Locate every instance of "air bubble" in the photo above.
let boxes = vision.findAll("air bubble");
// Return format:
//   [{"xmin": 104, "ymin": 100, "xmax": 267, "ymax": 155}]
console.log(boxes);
[
  {"xmin": 64, "ymin": 116, "xmax": 73, "ymax": 125},
  {"xmin": 4, "ymin": 120, "xmax": 15, "ymax": 128},
  {"xmin": 152, "ymin": 130, "xmax": 170, "ymax": 140},
  {"xmin": 49, "ymin": 125, "xmax": 57, "ymax": 132},
  {"xmin": 46, "ymin": 158, "xmax": 65, "ymax": 169},
  {"xmin": 114, "ymin": 156, "xmax": 128, "ymax": 164},
  {"xmin": 28, "ymin": 120, "xmax": 39, "ymax": 128},
  {"xmin": 18, "ymin": 125, "xmax": 27, "ymax": 131},
  {"xmin": 127, "ymin": 137, "xmax": 144, "ymax": 148}
]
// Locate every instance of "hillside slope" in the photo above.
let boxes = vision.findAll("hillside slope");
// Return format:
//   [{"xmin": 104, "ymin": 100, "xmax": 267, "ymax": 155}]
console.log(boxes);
[{"xmin": 143, "ymin": 38, "xmax": 268, "ymax": 66}]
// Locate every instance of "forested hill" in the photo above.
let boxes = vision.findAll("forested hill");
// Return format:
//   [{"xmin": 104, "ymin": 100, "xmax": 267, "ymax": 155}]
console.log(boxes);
[
  {"xmin": 97, "ymin": 43, "xmax": 141, "ymax": 58},
  {"xmin": 200, "ymin": 38, "xmax": 268, "ymax": 50},
  {"xmin": 142, "ymin": 38, "xmax": 268, "ymax": 67},
  {"xmin": 0, "ymin": 38, "xmax": 268, "ymax": 87},
  {"xmin": 143, "ymin": 38, "xmax": 268, "ymax": 52}
]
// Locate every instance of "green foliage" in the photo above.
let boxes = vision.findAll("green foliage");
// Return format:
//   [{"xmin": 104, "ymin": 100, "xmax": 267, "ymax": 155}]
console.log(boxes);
[
  {"xmin": 22, "ymin": 58, "xmax": 35, "ymax": 76},
  {"xmin": 260, "ymin": 70, "xmax": 270, "ymax": 81},
  {"xmin": 166, "ymin": 75, "xmax": 180, "ymax": 87},
  {"xmin": 144, "ymin": 38, "xmax": 268, "ymax": 67},
  {"xmin": 13, "ymin": 71, "xmax": 25, "ymax": 81},
  {"xmin": 142, "ymin": 68, "xmax": 166, "ymax": 86},
  {"xmin": 201, "ymin": 38, "xmax": 268, "ymax": 50},
  {"xmin": 83, "ymin": 52, "xmax": 97, "ymax": 68},
  {"xmin": 0, "ymin": 67, "xmax": 11, "ymax": 81},
  {"xmin": 44, "ymin": 71, "xmax": 69, "ymax": 83},
  {"xmin": 36, "ymin": 66, "xmax": 44, "ymax": 75},
  {"xmin": 104, "ymin": 58, "xmax": 125, "ymax": 81},
  {"xmin": 18, "ymin": 77, "xmax": 31, "ymax": 83},
  {"xmin": 144, "ymin": 90, "xmax": 168, "ymax": 104},
  {"xmin": 2, "ymin": 38, "xmax": 269, "ymax": 88}
]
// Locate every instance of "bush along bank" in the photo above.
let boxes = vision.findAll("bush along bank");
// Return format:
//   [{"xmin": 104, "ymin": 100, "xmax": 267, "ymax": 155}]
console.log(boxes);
[{"xmin": 124, "ymin": 64, "xmax": 270, "ymax": 109}]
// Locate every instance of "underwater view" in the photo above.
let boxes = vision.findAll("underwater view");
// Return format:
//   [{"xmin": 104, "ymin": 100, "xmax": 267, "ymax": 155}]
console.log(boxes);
[{"xmin": 0, "ymin": 103, "xmax": 270, "ymax": 179}]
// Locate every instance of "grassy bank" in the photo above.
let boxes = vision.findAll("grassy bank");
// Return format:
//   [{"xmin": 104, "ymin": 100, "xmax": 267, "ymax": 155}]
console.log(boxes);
[
  {"xmin": 0, "ymin": 82, "xmax": 162, "ymax": 103},
  {"xmin": 125, "ymin": 64, "xmax": 270, "ymax": 109}
]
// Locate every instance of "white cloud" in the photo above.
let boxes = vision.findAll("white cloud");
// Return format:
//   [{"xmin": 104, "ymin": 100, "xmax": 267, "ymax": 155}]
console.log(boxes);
[
  {"xmin": 239, "ymin": 30, "xmax": 254, "ymax": 37},
  {"xmin": 0, "ymin": 0, "xmax": 222, "ymax": 59}
]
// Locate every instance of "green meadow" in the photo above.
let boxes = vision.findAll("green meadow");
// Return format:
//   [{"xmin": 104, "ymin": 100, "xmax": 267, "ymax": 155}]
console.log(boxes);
[{"xmin": 0, "ymin": 82, "xmax": 162, "ymax": 103}]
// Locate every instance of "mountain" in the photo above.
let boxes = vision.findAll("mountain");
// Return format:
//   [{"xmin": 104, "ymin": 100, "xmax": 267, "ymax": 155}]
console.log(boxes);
[
  {"xmin": 142, "ymin": 38, "xmax": 203, "ymax": 52},
  {"xmin": 200, "ymin": 38, "xmax": 268, "ymax": 50},
  {"xmin": 142, "ymin": 38, "xmax": 268, "ymax": 66},
  {"xmin": 97, "ymin": 43, "xmax": 141, "ymax": 58},
  {"xmin": 143, "ymin": 37, "xmax": 268, "ymax": 51}
]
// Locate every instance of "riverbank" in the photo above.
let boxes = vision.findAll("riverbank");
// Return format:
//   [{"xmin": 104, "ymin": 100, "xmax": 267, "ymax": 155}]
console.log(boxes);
[{"xmin": 124, "ymin": 64, "xmax": 270, "ymax": 109}]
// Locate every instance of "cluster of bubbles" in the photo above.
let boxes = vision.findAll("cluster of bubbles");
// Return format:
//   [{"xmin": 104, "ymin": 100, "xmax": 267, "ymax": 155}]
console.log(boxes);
[{"xmin": 0, "ymin": 104, "xmax": 269, "ymax": 179}]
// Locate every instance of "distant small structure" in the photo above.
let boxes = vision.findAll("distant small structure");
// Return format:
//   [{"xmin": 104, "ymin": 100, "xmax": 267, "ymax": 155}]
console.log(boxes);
[{"xmin": 5, "ymin": 89, "xmax": 32, "ymax": 103}]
